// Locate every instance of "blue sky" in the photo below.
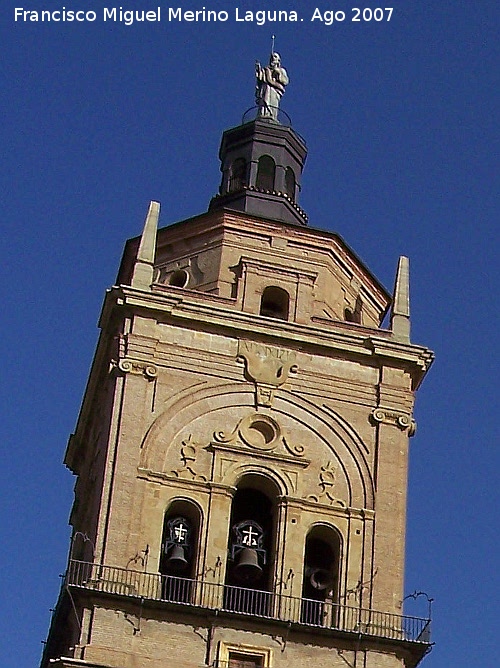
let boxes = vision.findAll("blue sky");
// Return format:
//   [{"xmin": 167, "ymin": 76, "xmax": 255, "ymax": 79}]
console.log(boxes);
[{"xmin": 1, "ymin": 1, "xmax": 498, "ymax": 666}]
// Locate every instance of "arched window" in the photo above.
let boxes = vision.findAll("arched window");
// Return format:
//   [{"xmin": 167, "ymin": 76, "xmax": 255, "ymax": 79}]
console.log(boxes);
[
  {"xmin": 224, "ymin": 475, "xmax": 279, "ymax": 615},
  {"xmin": 285, "ymin": 167, "xmax": 296, "ymax": 201},
  {"xmin": 160, "ymin": 499, "xmax": 201, "ymax": 602},
  {"xmin": 256, "ymin": 155, "xmax": 276, "ymax": 191},
  {"xmin": 229, "ymin": 158, "xmax": 247, "ymax": 192},
  {"xmin": 260, "ymin": 286, "xmax": 290, "ymax": 320},
  {"xmin": 301, "ymin": 525, "xmax": 341, "ymax": 626}
]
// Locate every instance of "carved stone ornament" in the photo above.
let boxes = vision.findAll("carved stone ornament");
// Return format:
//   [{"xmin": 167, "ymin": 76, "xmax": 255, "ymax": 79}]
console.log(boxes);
[
  {"xmin": 237, "ymin": 341, "xmax": 297, "ymax": 407},
  {"xmin": 213, "ymin": 413, "xmax": 305, "ymax": 458},
  {"xmin": 171, "ymin": 434, "xmax": 207, "ymax": 481},
  {"xmin": 117, "ymin": 358, "xmax": 158, "ymax": 379},
  {"xmin": 371, "ymin": 408, "xmax": 416, "ymax": 436},
  {"xmin": 307, "ymin": 462, "xmax": 346, "ymax": 507}
]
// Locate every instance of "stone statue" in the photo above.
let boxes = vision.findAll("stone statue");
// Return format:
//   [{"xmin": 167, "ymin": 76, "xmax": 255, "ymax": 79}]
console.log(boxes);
[{"xmin": 255, "ymin": 52, "xmax": 289, "ymax": 121}]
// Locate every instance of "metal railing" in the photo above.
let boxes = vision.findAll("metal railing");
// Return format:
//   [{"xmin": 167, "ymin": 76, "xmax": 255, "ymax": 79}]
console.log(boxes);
[
  {"xmin": 66, "ymin": 560, "xmax": 430, "ymax": 644},
  {"xmin": 241, "ymin": 106, "xmax": 293, "ymax": 129}
]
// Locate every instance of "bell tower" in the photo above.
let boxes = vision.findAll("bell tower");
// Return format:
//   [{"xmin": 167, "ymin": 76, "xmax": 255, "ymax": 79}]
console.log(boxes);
[
  {"xmin": 209, "ymin": 116, "xmax": 308, "ymax": 226},
  {"xmin": 41, "ymin": 55, "xmax": 434, "ymax": 668}
]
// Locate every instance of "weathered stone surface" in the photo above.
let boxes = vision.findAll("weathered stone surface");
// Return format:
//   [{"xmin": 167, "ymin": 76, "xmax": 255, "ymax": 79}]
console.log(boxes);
[{"xmin": 47, "ymin": 199, "xmax": 432, "ymax": 668}]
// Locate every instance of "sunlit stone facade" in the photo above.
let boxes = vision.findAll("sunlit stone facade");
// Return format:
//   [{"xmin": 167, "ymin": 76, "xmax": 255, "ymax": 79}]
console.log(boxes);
[{"xmin": 41, "ymin": 109, "xmax": 433, "ymax": 668}]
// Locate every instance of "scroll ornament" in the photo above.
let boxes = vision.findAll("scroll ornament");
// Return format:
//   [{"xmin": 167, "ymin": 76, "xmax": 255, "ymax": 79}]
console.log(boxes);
[
  {"xmin": 213, "ymin": 413, "xmax": 304, "ymax": 458},
  {"xmin": 117, "ymin": 358, "xmax": 158, "ymax": 379},
  {"xmin": 371, "ymin": 408, "xmax": 416, "ymax": 436}
]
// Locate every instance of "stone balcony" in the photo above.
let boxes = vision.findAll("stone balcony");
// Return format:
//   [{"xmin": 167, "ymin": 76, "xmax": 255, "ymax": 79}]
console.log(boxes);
[{"xmin": 66, "ymin": 560, "xmax": 431, "ymax": 652}]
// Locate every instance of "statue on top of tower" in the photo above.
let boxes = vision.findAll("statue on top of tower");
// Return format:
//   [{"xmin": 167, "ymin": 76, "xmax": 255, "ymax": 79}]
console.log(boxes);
[{"xmin": 255, "ymin": 52, "xmax": 289, "ymax": 122}]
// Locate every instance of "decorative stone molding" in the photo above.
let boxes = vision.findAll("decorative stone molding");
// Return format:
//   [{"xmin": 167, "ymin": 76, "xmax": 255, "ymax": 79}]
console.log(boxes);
[
  {"xmin": 136, "ymin": 468, "xmax": 209, "ymax": 490},
  {"xmin": 238, "ymin": 413, "xmax": 281, "ymax": 451},
  {"xmin": 255, "ymin": 385, "xmax": 275, "ymax": 407},
  {"xmin": 217, "ymin": 642, "xmax": 273, "ymax": 668},
  {"xmin": 170, "ymin": 435, "xmax": 208, "ymax": 482},
  {"xmin": 237, "ymin": 341, "xmax": 297, "ymax": 385},
  {"xmin": 213, "ymin": 413, "xmax": 305, "ymax": 458},
  {"xmin": 294, "ymin": 494, "xmax": 373, "ymax": 520},
  {"xmin": 117, "ymin": 358, "xmax": 158, "ymax": 379},
  {"xmin": 371, "ymin": 407, "xmax": 416, "ymax": 436},
  {"xmin": 237, "ymin": 341, "xmax": 297, "ymax": 407},
  {"xmin": 307, "ymin": 462, "xmax": 347, "ymax": 507}
]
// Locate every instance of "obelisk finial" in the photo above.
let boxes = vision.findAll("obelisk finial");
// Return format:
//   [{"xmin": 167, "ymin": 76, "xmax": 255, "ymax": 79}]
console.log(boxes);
[
  {"xmin": 131, "ymin": 201, "xmax": 160, "ymax": 289},
  {"xmin": 390, "ymin": 255, "xmax": 411, "ymax": 342}
]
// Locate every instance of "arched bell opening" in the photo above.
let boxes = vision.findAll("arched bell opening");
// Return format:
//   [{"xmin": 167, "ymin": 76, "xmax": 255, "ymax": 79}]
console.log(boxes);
[
  {"xmin": 301, "ymin": 525, "xmax": 341, "ymax": 626},
  {"xmin": 224, "ymin": 475, "xmax": 279, "ymax": 615},
  {"xmin": 229, "ymin": 157, "xmax": 248, "ymax": 192},
  {"xmin": 260, "ymin": 286, "xmax": 290, "ymax": 320},
  {"xmin": 256, "ymin": 155, "xmax": 276, "ymax": 191},
  {"xmin": 159, "ymin": 499, "xmax": 201, "ymax": 602}
]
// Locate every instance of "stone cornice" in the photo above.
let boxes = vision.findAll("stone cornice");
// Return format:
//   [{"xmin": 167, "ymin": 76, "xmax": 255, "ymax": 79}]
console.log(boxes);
[
  {"xmin": 68, "ymin": 282, "xmax": 432, "ymax": 467},
  {"xmin": 100, "ymin": 285, "xmax": 434, "ymax": 384},
  {"xmin": 206, "ymin": 442, "xmax": 311, "ymax": 470},
  {"xmin": 137, "ymin": 467, "xmax": 211, "ymax": 490},
  {"xmin": 283, "ymin": 495, "xmax": 375, "ymax": 520}
]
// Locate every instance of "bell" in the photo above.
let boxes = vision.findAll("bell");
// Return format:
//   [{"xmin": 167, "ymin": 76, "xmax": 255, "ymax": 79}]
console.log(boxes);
[
  {"xmin": 310, "ymin": 568, "xmax": 333, "ymax": 591},
  {"xmin": 166, "ymin": 544, "xmax": 188, "ymax": 571},
  {"xmin": 234, "ymin": 547, "xmax": 263, "ymax": 581}
]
